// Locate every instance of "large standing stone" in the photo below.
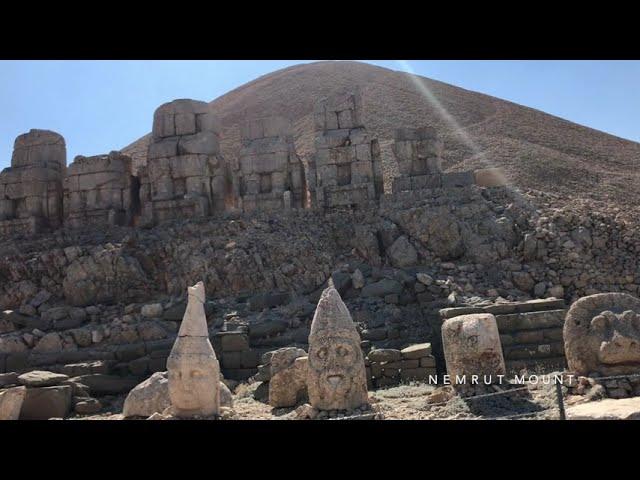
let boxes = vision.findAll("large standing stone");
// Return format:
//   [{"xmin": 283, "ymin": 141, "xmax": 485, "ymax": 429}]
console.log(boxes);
[
  {"xmin": 268, "ymin": 347, "xmax": 308, "ymax": 408},
  {"xmin": 307, "ymin": 286, "xmax": 369, "ymax": 411},
  {"xmin": 442, "ymin": 313, "xmax": 506, "ymax": 379},
  {"xmin": 0, "ymin": 386, "xmax": 26, "ymax": 420},
  {"xmin": 237, "ymin": 116, "xmax": 306, "ymax": 212},
  {"xmin": 564, "ymin": 293, "xmax": 640, "ymax": 376},
  {"xmin": 167, "ymin": 281, "xmax": 220, "ymax": 418},
  {"xmin": 0, "ymin": 129, "xmax": 66, "ymax": 236},
  {"xmin": 138, "ymin": 99, "xmax": 237, "ymax": 226},
  {"xmin": 391, "ymin": 126, "xmax": 444, "ymax": 194},
  {"xmin": 63, "ymin": 151, "xmax": 135, "ymax": 229},
  {"xmin": 310, "ymin": 87, "xmax": 383, "ymax": 209}
]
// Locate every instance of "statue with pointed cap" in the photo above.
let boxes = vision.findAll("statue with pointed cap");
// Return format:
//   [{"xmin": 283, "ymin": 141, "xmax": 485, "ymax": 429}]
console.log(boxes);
[
  {"xmin": 307, "ymin": 286, "xmax": 369, "ymax": 411},
  {"xmin": 167, "ymin": 281, "xmax": 221, "ymax": 418}
]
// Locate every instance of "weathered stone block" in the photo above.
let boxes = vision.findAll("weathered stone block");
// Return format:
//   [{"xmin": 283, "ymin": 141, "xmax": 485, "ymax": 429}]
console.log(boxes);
[{"xmin": 20, "ymin": 385, "xmax": 72, "ymax": 420}]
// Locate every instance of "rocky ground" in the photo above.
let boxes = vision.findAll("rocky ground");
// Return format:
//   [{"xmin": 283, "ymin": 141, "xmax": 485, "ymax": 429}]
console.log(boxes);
[{"xmin": 64, "ymin": 378, "xmax": 564, "ymax": 421}]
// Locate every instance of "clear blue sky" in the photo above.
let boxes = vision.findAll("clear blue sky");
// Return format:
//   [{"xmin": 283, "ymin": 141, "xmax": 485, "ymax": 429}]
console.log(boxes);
[{"xmin": 1, "ymin": 60, "xmax": 639, "ymax": 169}]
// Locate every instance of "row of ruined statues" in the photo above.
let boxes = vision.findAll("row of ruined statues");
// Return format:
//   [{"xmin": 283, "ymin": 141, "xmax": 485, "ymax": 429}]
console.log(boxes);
[
  {"xmin": 167, "ymin": 282, "xmax": 368, "ymax": 418},
  {"xmin": 0, "ymin": 88, "xmax": 504, "ymax": 235},
  {"xmin": 164, "ymin": 278, "xmax": 640, "ymax": 419},
  {"xmin": 443, "ymin": 292, "xmax": 640, "ymax": 384}
]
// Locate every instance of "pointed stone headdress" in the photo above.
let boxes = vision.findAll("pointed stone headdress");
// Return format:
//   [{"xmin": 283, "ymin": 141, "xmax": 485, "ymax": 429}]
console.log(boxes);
[
  {"xmin": 309, "ymin": 286, "xmax": 359, "ymax": 340},
  {"xmin": 170, "ymin": 281, "xmax": 214, "ymax": 356}
]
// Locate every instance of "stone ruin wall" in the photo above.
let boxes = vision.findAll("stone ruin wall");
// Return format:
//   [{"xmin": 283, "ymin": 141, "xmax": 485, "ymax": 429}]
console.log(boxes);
[
  {"xmin": 309, "ymin": 88, "xmax": 384, "ymax": 208},
  {"xmin": 238, "ymin": 116, "xmax": 306, "ymax": 212},
  {"xmin": 63, "ymin": 151, "xmax": 136, "ymax": 229},
  {"xmin": 138, "ymin": 99, "xmax": 235, "ymax": 226},
  {"xmin": 0, "ymin": 129, "xmax": 66, "ymax": 235},
  {"xmin": 0, "ymin": 92, "xmax": 505, "ymax": 240}
]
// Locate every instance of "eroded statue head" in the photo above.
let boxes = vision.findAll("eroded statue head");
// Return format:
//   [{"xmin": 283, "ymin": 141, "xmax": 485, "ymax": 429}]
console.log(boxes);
[
  {"xmin": 307, "ymin": 286, "xmax": 369, "ymax": 411},
  {"xmin": 564, "ymin": 293, "xmax": 640, "ymax": 376}
]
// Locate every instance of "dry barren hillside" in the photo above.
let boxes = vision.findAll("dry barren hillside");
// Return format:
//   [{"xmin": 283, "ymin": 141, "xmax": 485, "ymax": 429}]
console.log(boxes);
[{"xmin": 122, "ymin": 61, "xmax": 640, "ymax": 207}]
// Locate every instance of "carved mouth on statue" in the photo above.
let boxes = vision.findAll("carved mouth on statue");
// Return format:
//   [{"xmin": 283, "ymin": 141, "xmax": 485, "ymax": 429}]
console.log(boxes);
[{"xmin": 326, "ymin": 374, "xmax": 344, "ymax": 387}]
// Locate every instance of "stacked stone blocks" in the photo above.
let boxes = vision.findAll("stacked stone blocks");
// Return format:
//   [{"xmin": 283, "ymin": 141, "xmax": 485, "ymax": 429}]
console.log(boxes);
[
  {"xmin": 0, "ymin": 129, "xmax": 66, "ymax": 235},
  {"xmin": 63, "ymin": 151, "xmax": 135, "ymax": 228},
  {"xmin": 311, "ymin": 88, "xmax": 383, "ymax": 208},
  {"xmin": 139, "ymin": 99, "xmax": 235, "ymax": 226},
  {"xmin": 238, "ymin": 116, "xmax": 305, "ymax": 212}
]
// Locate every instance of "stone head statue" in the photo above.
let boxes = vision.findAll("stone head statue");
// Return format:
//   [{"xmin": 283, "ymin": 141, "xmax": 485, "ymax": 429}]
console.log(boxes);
[
  {"xmin": 307, "ymin": 286, "xmax": 369, "ymax": 411},
  {"xmin": 442, "ymin": 313, "xmax": 506, "ymax": 379},
  {"xmin": 564, "ymin": 293, "xmax": 640, "ymax": 376},
  {"xmin": 167, "ymin": 281, "xmax": 220, "ymax": 418}
]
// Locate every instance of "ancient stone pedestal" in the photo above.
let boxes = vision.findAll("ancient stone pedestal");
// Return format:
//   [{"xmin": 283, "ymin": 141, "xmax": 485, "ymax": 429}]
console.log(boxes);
[
  {"xmin": 238, "ymin": 116, "xmax": 305, "ymax": 213},
  {"xmin": 307, "ymin": 286, "xmax": 369, "ymax": 411},
  {"xmin": 63, "ymin": 151, "xmax": 135, "ymax": 228},
  {"xmin": 442, "ymin": 313, "xmax": 506, "ymax": 383},
  {"xmin": 0, "ymin": 129, "xmax": 66, "ymax": 235},
  {"xmin": 564, "ymin": 293, "xmax": 640, "ymax": 376},
  {"xmin": 139, "ymin": 99, "xmax": 237, "ymax": 226},
  {"xmin": 167, "ymin": 281, "xmax": 221, "ymax": 418},
  {"xmin": 310, "ymin": 88, "xmax": 383, "ymax": 209}
]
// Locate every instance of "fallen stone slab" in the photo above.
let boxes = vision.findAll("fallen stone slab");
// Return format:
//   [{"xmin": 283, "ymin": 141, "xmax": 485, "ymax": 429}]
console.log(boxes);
[
  {"xmin": 401, "ymin": 343, "xmax": 432, "ymax": 359},
  {"xmin": 18, "ymin": 370, "xmax": 69, "ymax": 387},
  {"xmin": 567, "ymin": 398, "xmax": 640, "ymax": 420}
]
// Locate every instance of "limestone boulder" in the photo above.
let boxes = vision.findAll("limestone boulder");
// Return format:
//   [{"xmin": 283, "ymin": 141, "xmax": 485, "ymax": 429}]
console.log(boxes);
[
  {"xmin": 567, "ymin": 398, "xmax": 640, "ymax": 420},
  {"xmin": 268, "ymin": 347, "xmax": 308, "ymax": 408},
  {"xmin": 123, "ymin": 371, "xmax": 171, "ymax": 418},
  {"xmin": 387, "ymin": 235, "xmax": 418, "ymax": 268},
  {"xmin": 0, "ymin": 386, "xmax": 27, "ymax": 420}
]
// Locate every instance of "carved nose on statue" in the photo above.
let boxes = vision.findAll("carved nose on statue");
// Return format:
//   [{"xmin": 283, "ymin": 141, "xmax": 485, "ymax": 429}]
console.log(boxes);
[{"xmin": 327, "ymin": 375, "xmax": 343, "ymax": 386}]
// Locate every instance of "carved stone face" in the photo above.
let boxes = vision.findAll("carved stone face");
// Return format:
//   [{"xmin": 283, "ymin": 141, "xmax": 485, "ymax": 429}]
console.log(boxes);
[
  {"xmin": 564, "ymin": 293, "xmax": 640, "ymax": 376},
  {"xmin": 167, "ymin": 346, "xmax": 220, "ymax": 417},
  {"xmin": 442, "ymin": 313, "xmax": 506, "ymax": 379},
  {"xmin": 307, "ymin": 333, "xmax": 368, "ymax": 411}
]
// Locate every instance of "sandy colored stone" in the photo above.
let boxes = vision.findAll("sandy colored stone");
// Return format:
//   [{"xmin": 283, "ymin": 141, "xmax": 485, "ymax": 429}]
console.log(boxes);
[
  {"xmin": 123, "ymin": 371, "xmax": 170, "ymax": 418},
  {"xmin": 567, "ymin": 398, "xmax": 640, "ymax": 420},
  {"xmin": 0, "ymin": 386, "xmax": 26, "ymax": 420},
  {"xmin": 564, "ymin": 293, "xmax": 640, "ymax": 376},
  {"xmin": 268, "ymin": 347, "xmax": 308, "ymax": 408},
  {"xmin": 442, "ymin": 313, "xmax": 506, "ymax": 379},
  {"xmin": 18, "ymin": 370, "xmax": 69, "ymax": 387},
  {"xmin": 167, "ymin": 281, "xmax": 220, "ymax": 418},
  {"xmin": 307, "ymin": 286, "xmax": 369, "ymax": 411}
]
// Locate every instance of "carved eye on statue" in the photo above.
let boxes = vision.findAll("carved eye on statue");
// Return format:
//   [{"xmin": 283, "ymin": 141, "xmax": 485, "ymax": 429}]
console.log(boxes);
[
  {"xmin": 191, "ymin": 370, "xmax": 203, "ymax": 378},
  {"xmin": 317, "ymin": 347, "xmax": 328, "ymax": 360},
  {"xmin": 590, "ymin": 314, "xmax": 609, "ymax": 331},
  {"xmin": 335, "ymin": 345, "xmax": 350, "ymax": 357}
]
